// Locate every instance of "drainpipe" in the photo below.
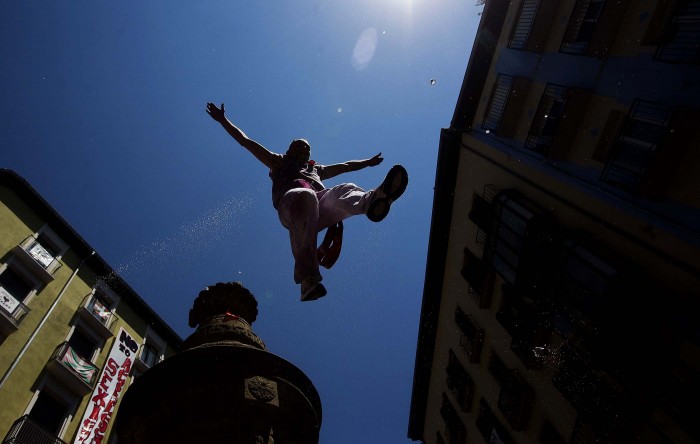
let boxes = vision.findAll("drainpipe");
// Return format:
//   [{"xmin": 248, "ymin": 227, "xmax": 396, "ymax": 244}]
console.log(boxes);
[{"xmin": 0, "ymin": 250, "xmax": 96, "ymax": 389}]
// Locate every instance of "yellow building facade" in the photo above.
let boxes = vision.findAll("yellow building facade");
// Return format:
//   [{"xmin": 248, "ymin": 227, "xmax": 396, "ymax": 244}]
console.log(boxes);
[
  {"xmin": 0, "ymin": 169, "xmax": 181, "ymax": 443},
  {"xmin": 410, "ymin": 0, "xmax": 699, "ymax": 443}
]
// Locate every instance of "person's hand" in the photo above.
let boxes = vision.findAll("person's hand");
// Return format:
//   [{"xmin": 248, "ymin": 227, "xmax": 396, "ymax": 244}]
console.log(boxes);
[
  {"xmin": 366, "ymin": 152, "xmax": 383, "ymax": 167},
  {"xmin": 206, "ymin": 102, "xmax": 226, "ymax": 123}
]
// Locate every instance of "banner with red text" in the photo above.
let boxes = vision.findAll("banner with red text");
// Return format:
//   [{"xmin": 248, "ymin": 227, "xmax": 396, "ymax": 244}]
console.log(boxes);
[{"xmin": 74, "ymin": 327, "xmax": 138, "ymax": 444}]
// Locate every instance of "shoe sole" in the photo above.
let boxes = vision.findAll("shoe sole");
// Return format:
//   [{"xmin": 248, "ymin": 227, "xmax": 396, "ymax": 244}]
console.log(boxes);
[
  {"xmin": 301, "ymin": 283, "xmax": 327, "ymax": 302},
  {"xmin": 367, "ymin": 165, "xmax": 408, "ymax": 222}
]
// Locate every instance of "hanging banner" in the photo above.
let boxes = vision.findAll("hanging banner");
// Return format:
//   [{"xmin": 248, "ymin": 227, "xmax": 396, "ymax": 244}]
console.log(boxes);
[{"xmin": 74, "ymin": 327, "xmax": 138, "ymax": 444}]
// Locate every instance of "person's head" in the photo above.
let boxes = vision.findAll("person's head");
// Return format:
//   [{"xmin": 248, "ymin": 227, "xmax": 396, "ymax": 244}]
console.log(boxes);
[{"xmin": 285, "ymin": 139, "xmax": 311, "ymax": 165}]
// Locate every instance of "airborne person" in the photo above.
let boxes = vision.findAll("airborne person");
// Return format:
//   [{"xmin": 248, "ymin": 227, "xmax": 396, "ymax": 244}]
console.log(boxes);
[{"xmin": 206, "ymin": 102, "xmax": 408, "ymax": 302}]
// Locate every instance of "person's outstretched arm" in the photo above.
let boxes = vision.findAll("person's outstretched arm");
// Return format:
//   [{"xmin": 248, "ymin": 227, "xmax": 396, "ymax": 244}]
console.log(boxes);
[
  {"xmin": 320, "ymin": 153, "xmax": 383, "ymax": 180},
  {"xmin": 206, "ymin": 102, "xmax": 280, "ymax": 170}
]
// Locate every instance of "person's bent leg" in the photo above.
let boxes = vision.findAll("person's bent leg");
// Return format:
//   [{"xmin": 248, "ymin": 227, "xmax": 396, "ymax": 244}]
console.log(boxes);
[{"xmin": 317, "ymin": 183, "xmax": 373, "ymax": 230}]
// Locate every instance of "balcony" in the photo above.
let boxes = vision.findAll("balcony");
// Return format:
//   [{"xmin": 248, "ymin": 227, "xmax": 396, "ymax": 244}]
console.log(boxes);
[
  {"xmin": 461, "ymin": 248, "xmax": 494, "ymax": 310},
  {"xmin": 482, "ymin": 75, "xmax": 533, "ymax": 138},
  {"xmin": 553, "ymin": 344, "xmax": 625, "ymax": 422},
  {"xmin": 447, "ymin": 350, "xmax": 475, "ymax": 412},
  {"xmin": 497, "ymin": 286, "xmax": 551, "ymax": 369},
  {"xmin": 45, "ymin": 342, "xmax": 98, "ymax": 396},
  {"xmin": 133, "ymin": 344, "xmax": 162, "ymax": 373},
  {"xmin": 508, "ymin": 0, "xmax": 558, "ymax": 52},
  {"xmin": 2, "ymin": 415, "xmax": 67, "ymax": 444},
  {"xmin": 455, "ymin": 307, "xmax": 484, "ymax": 364},
  {"xmin": 656, "ymin": 0, "xmax": 700, "ymax": 63},
  {"xmin": 0, "ymin": 289, "xmax": 30, "ymax": 336},
  {"xmin": 11, "ymin": 236, "xmax": 62, "ymax": 284},
  {"xmin": 560, "ymin": 0, "xmax": 629, "ymax": 57},
  {"xmin": 76, "ymin": 295, "xmax": 118, "ymax": 338},
  {"xmin": 497, "ymin": 370, "xmax": 535, "ymax": 431},
  {"xmin": 525, "ymin": 84, "xmax": 592, "ymax": 159},
  {"xmin": 602, "ymin": 100, "xmax": 674, "ymax": 194}
]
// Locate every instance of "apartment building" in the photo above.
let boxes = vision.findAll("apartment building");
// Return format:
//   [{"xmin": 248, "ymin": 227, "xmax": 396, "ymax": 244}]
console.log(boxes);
[
  {"xmin": 409, "ymin": 0, "xmax": 699, "ymax": 443},
  {"xmin": 0, "ymin": 169, "xmax": 181, "ymax": 443}
]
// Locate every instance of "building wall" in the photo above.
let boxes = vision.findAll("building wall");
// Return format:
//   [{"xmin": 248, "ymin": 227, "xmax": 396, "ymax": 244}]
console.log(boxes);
[
  {"xmin": 0, "ymin": 177, "xmax": 181, "ymax": 443},
  {"xmin": 411, "ymin": 0, "xmax": 700, "ymax": 442}
]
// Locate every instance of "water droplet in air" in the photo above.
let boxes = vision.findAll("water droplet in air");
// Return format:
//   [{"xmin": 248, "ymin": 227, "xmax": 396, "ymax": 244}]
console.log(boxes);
[{"xmin": 485, "ymin": 129, "xmax": 490, "ymax": 134}]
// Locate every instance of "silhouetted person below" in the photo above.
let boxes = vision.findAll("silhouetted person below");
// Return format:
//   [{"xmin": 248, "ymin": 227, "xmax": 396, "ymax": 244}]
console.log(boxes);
[{"xmin": 206, "ymin": 102, "xmax": 408, "ymax": 301}]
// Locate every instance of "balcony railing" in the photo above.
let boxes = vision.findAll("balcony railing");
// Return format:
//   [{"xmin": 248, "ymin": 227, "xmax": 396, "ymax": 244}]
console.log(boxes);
[
  {"xmin": 2, "ymin": 415, "xmax": 67, "ymax": 444},
  {"xmin": 602, "ymin": 100, "xmax": 674, "ymax": 191},
  {"xmin": 656, "ymin": 0, "xmax": 700, "ymax": 63},
  {"xmin": 11, "ymin": 237, "xmax": 62, "ymax": 283},
  {"xmin": 46, "ymin": 342, "xmax": 98, "ymax": 395},
  {"xmin": 0, "ymin": 287, "xmax": 30, "ymax": 332},
  {"xmin": 77, "ymin": 295, "xmax": 118, "ymax": 337}
]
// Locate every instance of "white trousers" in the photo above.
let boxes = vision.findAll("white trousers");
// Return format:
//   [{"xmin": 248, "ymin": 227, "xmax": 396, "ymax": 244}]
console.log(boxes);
[{"xmin": 277, "ymin": 183, "xmax": 376, "ymax": 284}]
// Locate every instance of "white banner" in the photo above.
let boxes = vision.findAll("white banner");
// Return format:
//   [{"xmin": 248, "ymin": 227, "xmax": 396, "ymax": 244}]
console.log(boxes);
[
  {"xmin": 74, "ymin": 327, "xmax": 139, "ymax": 444},
  {"xmin": 0, "ymin": 286, "xmax": 20, "ymax": 314}
]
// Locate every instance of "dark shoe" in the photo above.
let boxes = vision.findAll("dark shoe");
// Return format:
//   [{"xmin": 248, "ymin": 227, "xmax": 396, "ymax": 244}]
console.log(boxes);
[
  {"xmin": 367, "ymin": 164, "xmax": 408, "ymax": 222},
  {"xmin": 301, "ymin": 276, "xmax": 327, "ymax": 302}
]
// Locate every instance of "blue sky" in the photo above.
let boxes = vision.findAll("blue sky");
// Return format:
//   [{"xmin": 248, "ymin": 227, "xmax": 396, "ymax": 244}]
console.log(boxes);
[{"xmin": 1, "ymin": 1, "xmax": 481, "ymax": 442}]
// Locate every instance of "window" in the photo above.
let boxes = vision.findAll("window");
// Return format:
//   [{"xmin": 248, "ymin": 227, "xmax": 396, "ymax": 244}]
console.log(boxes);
[
  {"xmin": 656, "ymin": 0, "xmax": 700, "ymax": 63},
  {"xmin": 79, "ymin": 285, "xmax": 119, "ymax": 336},
  {"xmin": 27, "ymin": 391, "xmax": 70, "ymax": 437},
  {"xmin": 455, "ymin": 307, "xmax": 484, "ymax": 363},
  {"xmin": 136, "ymin": 328, "xmax": 166, "ymax": 372},
  {"xmin": 28, "ymin": 233, "xmax": 59, "ymax": 269},
  {"xmin": 68, "ymin": 328, "xmax": 100, "ymax": 362},
  {"xmin": 525, "ymin": 84, "xmax": 569, "ymax": 155},
  {"xmin": 469, "ymin": 193, "xmax": 493, "ymax": 234},
  {"xmin": 461, "ymin": 248, "xmax": 493, "ymax": 308},
  {"xmin": 482, "ymin": 75, "xmax": 533, "ymax": 138},
  {"xmin": 483, "ymin": 75, "xmax": 515, "ymax": 133},
  {"xmin": 488, "ymin": 351, "xmax": 510, "ymax": 386},
  {"xmin": 12, "ymin": 226, "xmax": 68, "ymax": 282},
  {"xmin": 446, "ymin": 350, "xmax": 475, "ymax": 412},
  {"xmin": 509, "ymin": 0, "xmax": 540, "ymax": 49},
  {"xmin": 485, "ymin": 192, "xmax": 538, "ymax": 285},
  {"xmin": 476, "ymin": 398, "xmax": 514, "ymax": 444},
  {"xmin": 561, "ymin": 0, "xmax": 606, "ymax": 54},
  {"xmin": 497, "ymin": 286, "xmax": 551, "ymax": 369},
  {"xmin": 602, "ymin": 100, "xmax": 674, "ymax": 192},
  {"xmin": 0, "ymin": 267, "xmax": 33, "ymax": 326},
  {"xmin": 497, "ymin": 370, "xmax": 534, "ymax": 431},
  {"xmin": 553, "ymin": 241, "xmax": 621, "ymax": 346},
  {"xmin": 140, "ymin": 342, "xmax": 159, "ymax": 368},
  {"xmin": 539, "ymin": 420, "xmax": 566, "ymax": 444},
  {"xmin": 552, "ymin": 344, "xmax": 624, "ymax": 421},
  {"xmin": 440, "ymin": 393, "xmax": 466, "ymax": 444}
]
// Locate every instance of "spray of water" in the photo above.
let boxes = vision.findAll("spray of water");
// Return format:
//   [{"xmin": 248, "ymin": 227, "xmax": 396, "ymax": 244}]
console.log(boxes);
[{"xmin": 104, "ymin": 192, "xmax": 256, "ymax": 285}]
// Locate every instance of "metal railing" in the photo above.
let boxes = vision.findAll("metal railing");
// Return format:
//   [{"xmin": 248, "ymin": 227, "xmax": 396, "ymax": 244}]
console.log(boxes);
[
  {"xmin": 79, "ymin": 295, "xmax": 118, "ymax": 332},
  {"xmin": 2, "ymin": 415, "xmax": 67, "ymax": 444},
  {"xmin": 50, "ymin": 342, "xmax": 99, "ymax": 387},
  {"xmin": 18, "ymin": 236, "xmax": 62, "ymax": 275}
]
